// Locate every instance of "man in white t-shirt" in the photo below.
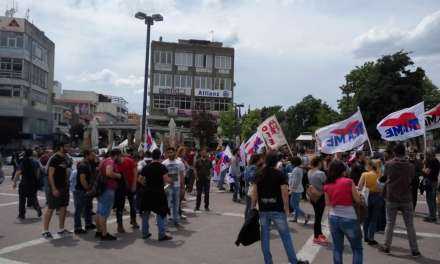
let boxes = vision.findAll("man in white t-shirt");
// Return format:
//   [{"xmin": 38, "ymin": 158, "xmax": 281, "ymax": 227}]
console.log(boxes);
[{"xmin": 162, "ymin": 147, "xmax": 185, "ymax": 226}]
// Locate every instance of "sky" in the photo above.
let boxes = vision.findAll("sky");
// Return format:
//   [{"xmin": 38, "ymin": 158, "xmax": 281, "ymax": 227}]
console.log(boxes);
[{"xmin": 6, "ymin": 0, "xmax": 440, "ymax": 113}]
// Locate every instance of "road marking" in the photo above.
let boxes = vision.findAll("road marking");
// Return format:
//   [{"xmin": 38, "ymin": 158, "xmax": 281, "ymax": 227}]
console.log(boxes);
[
  {"xmin": 0, "ymin": 202, "xmax": 19, "ymax": 207},
  {"xmin": 394, "ymin": 229, "xmax": 440, "ymax": 239},
  {"xmin": 0, "ymin": 216, "xmax": 129, "ymax": 256},
  {"xmin": 296, "ymin": 218, "xmax": 330, "ymax": 263},
  {"xmin": 0, "ymin": 257, "xmax": 29, "ymax": 264},
  {"xmin": 0, "ymin": 193, "xmax": 20, "ymax": 197}
]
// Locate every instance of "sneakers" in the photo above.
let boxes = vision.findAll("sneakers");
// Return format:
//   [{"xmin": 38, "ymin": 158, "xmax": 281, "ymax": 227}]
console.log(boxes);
[
  {"xmin": 95, "ymin": 231, "xmax": 102, "ymax": 238},
  {"xmin": 131, "ymin": 220, "xmax": 140, "ymax": 229},
  {"xmin": 204, "ymin": 207, "xmax": 210, "ymax": 212},
  {"xmin": 298, "ymin": 260, "xmax": 310, "ymax": 264},
  {"xmin": 194, "ymin": 207, "xmax": 201, "ymax": 212},
  {"xmin": 378, "ymin": 246, "xmax": 390, "ymax": 254},
  {"xmin": 368, "ymin": 240, "xmax": 379, "ymax": 246},
  {"xmin": 74, "ymin": 229, "xmax": 87, "ymax": 235},
  {"xmin": 142, "ymin": 233, "xmax": 152, "ymax": 240},
  {"xmin": 101, "ymin": 234, "xmax": 117, "ymax": 241},
  {"xmin": 412, "ymin": 251, "xmax": 421, "ymax": 258},
  {"xmin": 42, "ymin": 231, "xmax": 53, "ymax": 239},
  {"xmin": 313, "ymin": 235, "xmax": 329, "ymax": 245},
  {"xmin": 85, "ymin": 224, "xmax": 97, "ymax": 231},
  {"xmin": 423, "ymin": 217, "xmax": 436, "ymax": 223},
  {"xmin": 158, "ymin": 235, "xmax": 173, "ymax": 241},
  {"xmin": 304, "ymin": 214, "xmax": 310, "ymax": 225},
  {"xmin": 57, "ymin": 229, "xmax": 73, "ymax": 236}
]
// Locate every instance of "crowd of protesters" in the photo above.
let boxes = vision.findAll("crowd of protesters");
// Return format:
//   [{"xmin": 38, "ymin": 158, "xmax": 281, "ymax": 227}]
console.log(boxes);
[{"xmin": 3, "ymin": 140, "xmax": 440, "ymax": 264}]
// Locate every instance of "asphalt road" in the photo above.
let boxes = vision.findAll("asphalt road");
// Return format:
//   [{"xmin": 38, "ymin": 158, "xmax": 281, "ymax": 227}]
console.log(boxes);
[{"xmin": 0, "ymin": 166, "xmax": 440, "ymax": 264}]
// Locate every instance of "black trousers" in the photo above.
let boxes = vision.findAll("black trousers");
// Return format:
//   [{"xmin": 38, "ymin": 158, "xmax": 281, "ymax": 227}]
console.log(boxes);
[
  {"xmin": 196, "ymin": 179, "xmax": 210, "ymax": 209},
  {"xmin": 311, "ymin": 195, "xmax": 325, "ymax": 238},
  {"xmin": 115, "ymin": 188, "xmax": 137, "ymax": 225},
  {"xmin": 18, "ymin": 186, "xmax": 41, "ymax": 218}
]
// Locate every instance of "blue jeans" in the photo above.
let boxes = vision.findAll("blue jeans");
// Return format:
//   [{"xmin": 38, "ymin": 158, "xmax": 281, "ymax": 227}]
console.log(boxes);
[
  {"xmin": 425, "ymin": 180, "xmax": 438, "ymax": 219},
  {"xmin": 97, "ymin": 189, "xmax": 115, "ymax": 218},
  {"xmin": 73, "ymin": 189, "xmax": 93, "ymax": 229},
  {"xmin": 233, "ymin": 176, "xmax": 241, "ymax": 201},
  {"xmin": 142, "ymin": 211, "xmax": 167, "ymax": 238},
  {"xmin": 260, "ymin": 211, "xmax": 298, "ymax": 264},
  {"xmin": 290, "ymin": 192, "xmax": 306, "ymax": 219},
  {"xmin": 363, "ymin": 193, "xmax": 383, "ymax": 241},
  {"xmin": 329, "ymin": 215, "xmax": 363, "ymax": 264},
  {"xmin": 167, "ymin": 186, "xmax": 180, "ymax": 224},
  {"xmin": 218, "ymin": 170, "xmax": 227, "ymax": 189}
]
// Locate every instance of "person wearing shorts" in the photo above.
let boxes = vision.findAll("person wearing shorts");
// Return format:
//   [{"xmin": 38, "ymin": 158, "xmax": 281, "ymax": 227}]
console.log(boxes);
[
  {"xmin": 96, "ymin": 149, "xmax": 123, "ymax": 241},
  {"xmin": 42, "ymin": 142, "xmax": 72, "ymax": 239}
]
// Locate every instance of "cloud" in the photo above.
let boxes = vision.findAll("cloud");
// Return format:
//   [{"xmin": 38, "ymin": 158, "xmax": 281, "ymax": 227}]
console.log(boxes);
[
  {"xmin": 68, "ymin": 69, "xmax": 144, "ymax": 88},
  {"xmin": 354, "ymin": 10, "xmax": 440, "ymax": 58}
]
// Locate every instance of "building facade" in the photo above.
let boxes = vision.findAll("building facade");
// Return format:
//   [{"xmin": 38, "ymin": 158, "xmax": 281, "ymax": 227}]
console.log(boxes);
[
  {"xmin": 148, "ymin": 39, "xmax": 234, "ymax": 146},
  {"xmin": 0, "ymin": 16, "xmax": 55, "ymax": 148}
]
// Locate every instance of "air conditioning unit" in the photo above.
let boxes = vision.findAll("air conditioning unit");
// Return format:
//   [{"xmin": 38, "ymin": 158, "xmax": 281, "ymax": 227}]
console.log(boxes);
[{"xmin": 167, "ymin": 107, "xmax": 178, "ymax": 116}]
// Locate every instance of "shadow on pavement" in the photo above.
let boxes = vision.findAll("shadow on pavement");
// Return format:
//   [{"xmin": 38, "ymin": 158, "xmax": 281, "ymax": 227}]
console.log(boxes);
[{"xmin": 143, "ymin": 238, "xmax": 185, "ymax": 248}]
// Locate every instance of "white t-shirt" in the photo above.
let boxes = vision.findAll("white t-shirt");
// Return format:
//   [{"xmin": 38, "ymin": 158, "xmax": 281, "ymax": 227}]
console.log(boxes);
[{"xmin": 162, "ymin": 159, "xmax": 185, "ymax": 187}]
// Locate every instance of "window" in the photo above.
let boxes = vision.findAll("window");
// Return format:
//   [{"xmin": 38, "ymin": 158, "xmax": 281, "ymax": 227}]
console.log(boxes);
[
  {"xmin": 152, "ymin": 94, "xmax": 191, "ymax": 110},
  {"xmin": 153, "ymin": 50, "xmax": 172, "ymax": 64},
  {"xmin": 214, "ymin": 78, "xmax": 232, "ymax": 90},
  {"xmin": 194, "ymin": 76, "xmax": 212, "ymax": 89},
  {"xmin": 214, "ymin": 56, "xmax": 232, "ymax": 69},
  {"xmin": 31, "ymin": 65, "xmax": 48, "ymax": 88},
  {"xmin": 174, "ymin": 75, "xmax": 192, "ymax": 89},
  {"xmin": 153, "ymin": 73, "xmax": 172, "ymax": 87},
  {"xmin": 32, "ymin": 42, "xmax": 47, "ymax": 63},
  {"xmin": 175, "ymin": 52, "xmax": 193, "ymax": 66},
  {"xmin": 0, "ymin": 58, "xmax": 23, "ymax": 79},
  {"xmin": 0, "ymin": 31, "xmax": 24, "ymax": 48},
  {"xmin": 195, "ymin": 54, "xmax": 213, "ymax": 68},
  {"xmin": 0, "ymin": 85, "xmax": 21, "ymax": 97},
  {"xmin": 31, "ymin": 89, "xmax": 47, "ymax": 104},
  {"xmin": 34, "ymin": 119, "xmax": 48, "ymax": 134}
]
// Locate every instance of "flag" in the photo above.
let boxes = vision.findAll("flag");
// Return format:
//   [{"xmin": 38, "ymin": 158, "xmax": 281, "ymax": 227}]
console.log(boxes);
[
  {"xmin": 377, "ymin": 102, "xmax": 425, "ymax": 141},
  {"xmin": 239, "ymin": 142, "xmax": 246, "ymax": 166},
  {"xmin": 244, "ymin": 132, "xmax": 265, "ymax": 158},
  {"xmin": 425, "ymin": 103, "xmax": 440, "ymax": 131},
  {"xmin": 257, "ymin": 116, "xmax": 288, "ymax": 150},
  {"xmin": 144, "ymin": 127, "xmax": 158, "ymax": 152},
  {"xmin": 315, "ymin": 109, "xmax": 369, "ymax": 154},
  {"xmin": 159, "ymin": 142, "xmax": 164, "ymax": 154}
]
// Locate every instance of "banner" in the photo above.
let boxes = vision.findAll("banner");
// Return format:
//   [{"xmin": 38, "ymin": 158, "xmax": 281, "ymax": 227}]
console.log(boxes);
[
  {"xmin": 257, "ymin": 116, "xmax": 288, "ymax": 150},
  {"xmin": 315, "ymin": 110, "xmax": 369, "ymax": 154},
  {"xmin": 376, "ymin": 102, "xmax": 425, "ymax": 141},
  {"xmin": 425, "ymin": 103, "xmax": 440, "ymax": 131},
  {"xmin": 243, "ymin": 132, "xmax": 265, "ymax": 157},
  {"xmin": 144, "ymin": 127, "xmax": 158, "ymax": 152}
]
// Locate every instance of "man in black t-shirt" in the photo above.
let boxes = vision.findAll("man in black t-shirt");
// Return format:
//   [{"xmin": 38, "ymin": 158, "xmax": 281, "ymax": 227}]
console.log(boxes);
[
  {"xmin": 194, "ymin": 148, "xmax": 213, "ymax": 211},
  {"xmin": 250, "ymin": 152, "xmax": 307, "ymax": 264},
  {"xmin": 139, "ymin": 149, "xmax": 173, "ymax": 241},
  {"xmin": 423, "ymin": 153, "xmax": 440, "ymax": 222},
  {"xmin": 42, "ymin": 142, "xmax": 72, "ymax": 239},
  {"xmin": 74, "ymin": 150, "xmax": 97, "ymax": 234}
]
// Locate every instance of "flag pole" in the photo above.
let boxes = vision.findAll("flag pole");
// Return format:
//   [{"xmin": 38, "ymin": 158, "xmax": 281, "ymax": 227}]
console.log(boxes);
[{"xmin": 358, "ymin": 106, "xmax": 374, "ymax": 157}]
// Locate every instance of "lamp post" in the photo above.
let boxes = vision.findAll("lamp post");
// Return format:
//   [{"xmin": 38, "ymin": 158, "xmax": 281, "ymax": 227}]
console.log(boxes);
[
  {"xmin": 135, "ymin": 11, "xmax": 163, "ymax": 143},
  {"xmin": 234, "ymin": 103, "xmax": 244, "ymax": 147}
]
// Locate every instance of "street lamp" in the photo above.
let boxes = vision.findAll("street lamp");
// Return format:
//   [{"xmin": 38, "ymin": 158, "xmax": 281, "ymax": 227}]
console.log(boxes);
[
  {"xmin": 234, "ymin": 103, "xmax": 245, "ymax": 147},
  {"xmin": 135, "ymin": 11, "xmax": 163, "ymax": 143}
]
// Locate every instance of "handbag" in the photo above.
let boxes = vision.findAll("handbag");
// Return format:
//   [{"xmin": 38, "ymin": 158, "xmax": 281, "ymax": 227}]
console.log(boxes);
[
  {"xmin": 306, "ymin": 185, "xmax": 322, "ymax": 202},
  {"xmin": 353, "ymin": 194, "xmax": 367, "ymax": 224}
]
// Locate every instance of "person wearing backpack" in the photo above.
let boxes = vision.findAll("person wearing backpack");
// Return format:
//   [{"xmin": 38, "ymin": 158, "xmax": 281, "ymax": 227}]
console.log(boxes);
[{"xmin": 73, "ymin": 150, "xmax": 97, "ymax": 234}]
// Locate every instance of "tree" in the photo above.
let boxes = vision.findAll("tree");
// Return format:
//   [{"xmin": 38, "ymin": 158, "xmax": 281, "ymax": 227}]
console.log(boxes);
[
  {"xmin": 219, "ymin": 106, "xmax": 236, "ymax": 140},
  {"xmin": 191, "ymin": 110, "xmax": 218, "ymax": 147},
  {"xmin": 284, "ymin": 95, "xmax": 339, "ymax": 142},
  {"xmin": 337, "ymin": 51, "xmax": 438, "ymax": 139},
  {"xmin": 240, "ymin": 109, "xmax": 261, "ymax": 141}
]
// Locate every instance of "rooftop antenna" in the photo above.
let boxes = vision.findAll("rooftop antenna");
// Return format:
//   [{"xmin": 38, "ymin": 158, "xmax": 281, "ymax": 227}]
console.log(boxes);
[
  {"xmin": 25, "ymin": 8, "xmax": 30, "ymax": 20},
  {"xmin": 209, "ymin": 30, "xmax": 214, "ymax": 42},
  {"xmin": 5, "ymin": 0, "xmax": 17, "ymax": 17}
]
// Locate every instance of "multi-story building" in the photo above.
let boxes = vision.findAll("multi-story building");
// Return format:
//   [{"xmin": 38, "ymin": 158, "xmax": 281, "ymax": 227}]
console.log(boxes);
[
  {"xmin": 148, "ymin": 39, "xmax": 234, "ymax": 145},
  {"xmin": 0, "ymin": 16, "xmax": 55, "ymax": 148}
]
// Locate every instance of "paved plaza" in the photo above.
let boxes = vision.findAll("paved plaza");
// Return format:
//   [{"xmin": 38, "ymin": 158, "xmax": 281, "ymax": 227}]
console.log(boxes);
[{"xmin": 0, "ymin": 166, "xmax": 440, "ymax": 264}]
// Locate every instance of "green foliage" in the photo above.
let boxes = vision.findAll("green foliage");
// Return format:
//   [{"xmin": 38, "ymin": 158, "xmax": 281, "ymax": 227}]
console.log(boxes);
[
  {"xmin": 240, "ymin": 109, "xmax": 261, "ymax": 140},
  {"xmin": 191, "ymin": 111, "xmax": 218, "ymax": 147},
  {"xmin": 219, "ymin": 106, "xmax": 236, "ymax": 140},
  {"xmin": 337, "ymin": 51, "xmax": 439, "ymax": 140},
  {"xmin": 284, "ymin": 95, "xmax": 339, "ymax": 142}
]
